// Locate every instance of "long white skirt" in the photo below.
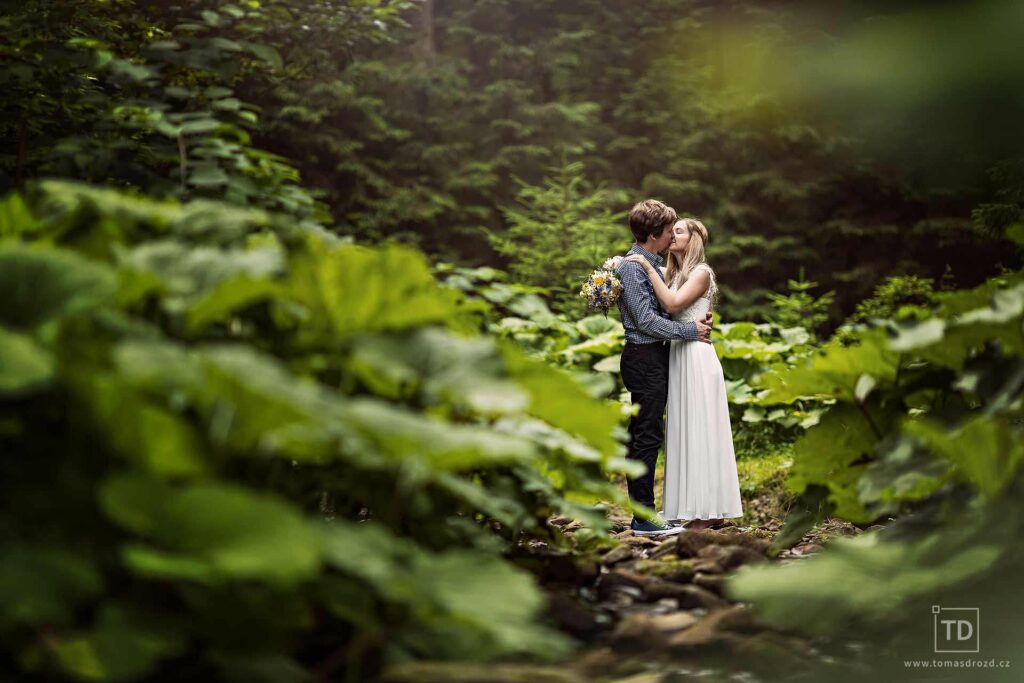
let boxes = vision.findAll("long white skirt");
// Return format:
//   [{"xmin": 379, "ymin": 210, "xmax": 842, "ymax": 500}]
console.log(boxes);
[{"xmin": 662, "ymin": 339, "xmax": 744, "ymax": 521}]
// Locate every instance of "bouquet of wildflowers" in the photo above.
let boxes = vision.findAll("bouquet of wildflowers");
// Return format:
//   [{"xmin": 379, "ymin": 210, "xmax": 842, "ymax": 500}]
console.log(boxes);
[{"xmin": 579, "ymin": 256, "xmax": 624, "ymax": 316}]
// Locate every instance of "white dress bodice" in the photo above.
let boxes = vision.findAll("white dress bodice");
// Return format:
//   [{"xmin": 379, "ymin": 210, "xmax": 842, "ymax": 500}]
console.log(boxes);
[
  {"xmin": 670, "ymin": 265, "xmax": 715, "ymax": 323},
  {"xmin": 660, "ymin": 262, "xmax": 742, "ymax": 522}
]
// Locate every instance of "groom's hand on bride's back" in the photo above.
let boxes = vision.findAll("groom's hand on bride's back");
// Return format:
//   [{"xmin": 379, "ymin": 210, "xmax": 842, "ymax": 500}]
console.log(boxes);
[{"xmin": 696, "ymin": 312, "xmax": 713, "ymax": 343}]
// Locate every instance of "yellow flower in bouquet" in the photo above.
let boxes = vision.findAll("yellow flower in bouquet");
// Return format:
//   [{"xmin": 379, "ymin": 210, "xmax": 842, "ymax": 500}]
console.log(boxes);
[{"xmin": 579, "ymin": 259, "xmax": 624, "ymax": 316}]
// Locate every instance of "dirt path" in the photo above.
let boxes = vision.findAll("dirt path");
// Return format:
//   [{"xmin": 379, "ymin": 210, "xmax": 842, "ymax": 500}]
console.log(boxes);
[{"xmin": 385, "ymin": 514, "xmax": 866, "ymax": 683}]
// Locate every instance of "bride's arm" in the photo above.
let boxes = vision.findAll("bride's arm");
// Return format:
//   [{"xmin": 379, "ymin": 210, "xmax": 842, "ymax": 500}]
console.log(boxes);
[{"xmin": 625, "ymin": 256, "xmax": 710, "ymax": 314}]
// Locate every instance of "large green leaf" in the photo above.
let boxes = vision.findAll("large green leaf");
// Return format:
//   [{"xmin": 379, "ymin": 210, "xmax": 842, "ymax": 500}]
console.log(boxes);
[
  {"xmin": 345, "ymin": 328, "xmax": 529, "ymax": 414},
  {"xmin": 186, "ymin": 276, "xmax": 283, "ymax": 333},
  {"xmin": 564, "ymin": 330, "xmax": 622, "ymax": 357},
  {"xmin": 905, "ymin": 416, "xmax": 1024, "ymax": 497},
  {"xmin": 502, "ymin": 344, "xmax": 623, "ymax": 460},
  {"xmin": 340, "ymin": 399, "xmax": 535, "ymax": 474},
  {"xmin": 51, "ymin": 604, "xmax": 185, "ymax": 682},
  {"xmin": 729, "ymin": 530, "xmax": 1002, "ymax": 635},
  {"xmin": 890, "ymin": 283, "xmax": 1024, "ymax": 369},
  {"xmin": 576, "ymin": 314, "xmax": 622, "ymax": 339},
  {"xmin": 320, "ymin": 522, "xmax": 569, "ymax": 660},
  {"xmin": 100, "ymin": 477, "xmax": 320, "ymax": 585},
  {"xmin": 787, "ymin": 404, "xmax": 879, "ymax": 521},
  {"xmin": 0, "ymin": 192, "xmax": 39, "ymax": 238},
  {"xmin": 119, "ymin": 241, "xmax": 284, "ymax": 315},
  {"xmin": 80, "ymin": 371, "xmax": 208, "ymax": 478},
  {"xmin": 0, "ymin": 546, "xmax": 101, "ymax": 628},
  {"xmin": 0, "ymin": 326, "xmax": 55, "ymax": 396},
  {"xmin": 288, "ymin": 242, "xmax": 461, "ymax": 338},
  {"xmin": 758, "ymin": 330, "xmax": 899, "ymax": 404},
  {"xmin": 0, "ymin": 245, "xmax": 115, "ymax": 330}
]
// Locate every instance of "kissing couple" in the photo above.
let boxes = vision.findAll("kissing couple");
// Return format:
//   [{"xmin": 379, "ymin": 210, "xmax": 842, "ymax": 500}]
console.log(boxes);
[{"xmin": 614, "ymin": 199, "xmax": 743, "ymax": 536}]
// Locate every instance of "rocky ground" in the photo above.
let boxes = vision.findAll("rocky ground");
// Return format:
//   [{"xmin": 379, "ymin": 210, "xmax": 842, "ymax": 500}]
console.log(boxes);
[{"xmin": 385, "ymin": 511, "xmax": 870, "ymax": 683}]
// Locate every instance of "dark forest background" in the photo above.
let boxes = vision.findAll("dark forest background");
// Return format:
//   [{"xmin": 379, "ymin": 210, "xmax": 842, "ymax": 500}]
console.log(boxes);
[{"xmin": 4, "ymin": 0, "xmax": 1019, "ymax": 325}]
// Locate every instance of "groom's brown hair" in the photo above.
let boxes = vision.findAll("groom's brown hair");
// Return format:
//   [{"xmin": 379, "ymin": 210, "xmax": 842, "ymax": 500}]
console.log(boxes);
[{"xmin": 629, "ymin": 199, "xmax": 677, "ymax": 243}]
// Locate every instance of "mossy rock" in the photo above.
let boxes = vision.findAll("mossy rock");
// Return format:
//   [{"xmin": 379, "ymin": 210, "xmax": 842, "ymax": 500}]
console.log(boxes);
[
  {"xmin": 632, "ymin": 558, "xmax": 696, "ymax": 583},
  {"xmin": 676, "ymin": 530, "xmax": 770, "ymax": 559}
]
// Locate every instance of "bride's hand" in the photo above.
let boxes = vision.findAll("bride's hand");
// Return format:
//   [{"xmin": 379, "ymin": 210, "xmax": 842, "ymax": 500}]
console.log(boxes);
[{"xmin": 624, "ymin": 254, "xmax": 654, "ymax": 273}]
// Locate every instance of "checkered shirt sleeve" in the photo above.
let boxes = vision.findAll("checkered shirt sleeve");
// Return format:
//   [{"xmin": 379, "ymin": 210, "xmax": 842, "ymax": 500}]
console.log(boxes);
[{"xmin": 617, "ymin": 262, "xmax": 699, "ymax": 343}]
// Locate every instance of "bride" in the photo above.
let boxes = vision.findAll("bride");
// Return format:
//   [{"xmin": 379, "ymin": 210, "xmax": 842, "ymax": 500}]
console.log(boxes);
[{"xmin": 626, "ymin": 218, "xmax": 743, "ymax": 531}]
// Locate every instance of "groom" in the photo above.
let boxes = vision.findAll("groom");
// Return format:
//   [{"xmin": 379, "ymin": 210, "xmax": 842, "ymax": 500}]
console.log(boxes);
[{"xmin": 615, "ymin": 199, "xmax": 712, "ymax": 536}]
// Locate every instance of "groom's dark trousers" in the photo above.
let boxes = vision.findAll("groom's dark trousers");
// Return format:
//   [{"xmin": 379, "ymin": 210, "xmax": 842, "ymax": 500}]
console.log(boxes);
[{"xmin": 619, "ymin": 340, "xmax": 670, "ymax": 510}]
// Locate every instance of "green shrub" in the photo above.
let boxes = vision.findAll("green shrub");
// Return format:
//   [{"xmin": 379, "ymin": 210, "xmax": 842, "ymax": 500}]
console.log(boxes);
[
  {"xmin": 0, "ymin": 181, "xmax": 639, "ymax": 680},
  {"xmin": 731, "ymin": 262, "xmax": 1024, "ymax": 668}
]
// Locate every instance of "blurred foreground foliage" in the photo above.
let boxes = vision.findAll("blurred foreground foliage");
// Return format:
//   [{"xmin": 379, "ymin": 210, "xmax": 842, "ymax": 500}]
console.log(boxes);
[
  {"xmin": 729, "ymin": 232, "xmax": 1024, "ymax": 670},
  {"xmin": 0, "ymin": 181, "xmax": 642, "ymax": 681}
]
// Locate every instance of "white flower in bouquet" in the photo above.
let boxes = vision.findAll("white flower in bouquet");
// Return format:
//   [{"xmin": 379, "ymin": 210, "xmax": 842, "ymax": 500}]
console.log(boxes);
[
  {"xmin": 579, "ymin": 258, "xmax": 624, "ymax": 316},
  {"xmin": 602, "ymin": 255, "xmax": 624, "ymax": 271}
]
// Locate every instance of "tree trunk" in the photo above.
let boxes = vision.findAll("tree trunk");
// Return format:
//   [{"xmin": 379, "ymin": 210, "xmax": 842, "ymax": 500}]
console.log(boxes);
[
  {"xmin": 15, "ymin": 119, "xmax": 27, "ymax": 187},
  {"xmin": 403, "ymin": 0, "xmax": 435, "ymax": 60}
]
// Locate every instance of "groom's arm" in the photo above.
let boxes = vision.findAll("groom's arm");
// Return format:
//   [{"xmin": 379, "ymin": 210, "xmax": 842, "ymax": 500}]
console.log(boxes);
[{"xmin": 620, "ymin": 264, "xmax": 703, "ymax": 341}]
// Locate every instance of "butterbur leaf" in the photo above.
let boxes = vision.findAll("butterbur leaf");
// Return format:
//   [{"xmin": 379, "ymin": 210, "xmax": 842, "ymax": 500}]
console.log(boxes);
[
  {"xmin": 163, "ymin": 85, "xmax": 192, "ymax": 99},
  {"xmin": 592, "ymin": 355, "xmax": 620, "ymax": 373},
  {"xmin": 0, "ymin": 546, "xmax": 102, "ymax": 628},
  {"xmin": 576, "ymin": 315, "xmax": 621, "ymax": 338},
  {"xmin": 81, "ymin": 373, "xmax": 207, "ymax": 477},
  {"xmin": 220, "ymin": 4, "xmax": 246, "ymax": 19},
  {"xmin": 729, "ymin": 530, "xmax": 1002, "ymax": 636},
  {"xmin": 186, "ymin": 276, "xmax": 283, "ymax": 333},
  {"xmin": 320, "ymin": 522, "xmax": 568, "ymax": 660},
  {"xmin": 0, "ymin": 192, "xmax": 39, "ymax": 237},
  {"xmin": 100, "ymin": 476, "xmax": 320, "ymax": 585},
  {"xmin": 857, "ymin": 439, "xmax": 950, "ymax": 511},
  {"xmin": 758, "ymin": 330, "xmax": 899, "ymax": 404},
  {"xmin": 507, "ymin": 293, "xmax": 553, "ymax": 320},
  {"xmin": 288, "ymin": 242, "xmax": 460, "ymax": 337},
  {"xmin": 342, "ymin": 398, "xmax": 535, "ymax": 472},
  {"xmin": 119, "ymin": 241, "xmax": 284, "ymax": 315},
  {"xmin": 502, "ymin": 346, "xmax": 622, "ymax": 460},
  {"xmin": 906, "ymin": 416, "xmax": 1024, "ymax": 497},
  {"xmin": 51, "ymin": 604, "xmax": 185, "ymax": 682},
  {"xmin": 575, "ymin": 370, "xmax": 615, "ymax": 398},
  {"xmin": 889, "ymin": 318, "xmax": 945, "ymax": 352},
  {"xmin": 407, "ymin": 549, "xmax": 569, "ymax": 659},
  {"xmin": 787, "ymin": 404, "xmax": 879, "ymax": 522},
  {"xmin": 346, "ymin": 329, "xmax": 529, "ymax": 414},
  {"xmin": 564, "ymin": 331, "xmax": 622, "ymax": 358},
  {"xmin": 0, "ymin": 245, "xmax": 115, "ymax": 331},
  {"xmin": 0, "ymin": 327, "xmax": 55, "ymax": 397}
]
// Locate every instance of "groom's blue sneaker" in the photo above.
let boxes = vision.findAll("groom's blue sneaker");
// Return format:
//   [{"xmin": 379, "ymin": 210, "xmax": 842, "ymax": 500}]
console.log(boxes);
[
  {"xmin": 657, "ymin": 510, "xmax": 684, "ymax": 527},
  {"xmin": 630, "ymin": 516, "xmax": 682, "ymax": 536}
]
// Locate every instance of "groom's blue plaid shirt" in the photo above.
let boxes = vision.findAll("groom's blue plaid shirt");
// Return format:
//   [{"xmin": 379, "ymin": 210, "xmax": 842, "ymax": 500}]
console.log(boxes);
[{"xmin": 615, "ymin": 244, "xmax": 699, "ymax": 344}]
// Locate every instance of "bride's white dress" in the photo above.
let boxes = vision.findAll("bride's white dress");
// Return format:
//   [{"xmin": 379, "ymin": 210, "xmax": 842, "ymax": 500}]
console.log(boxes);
[{"xmin": 662, "ymin": 265, "xmax": 743, "ymax": 521}]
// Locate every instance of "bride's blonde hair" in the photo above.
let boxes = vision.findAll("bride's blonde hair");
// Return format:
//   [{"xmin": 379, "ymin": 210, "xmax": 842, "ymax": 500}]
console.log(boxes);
[{"xmin": 665, "ymin": 218, "xmax": 712, "ymax": 288}]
